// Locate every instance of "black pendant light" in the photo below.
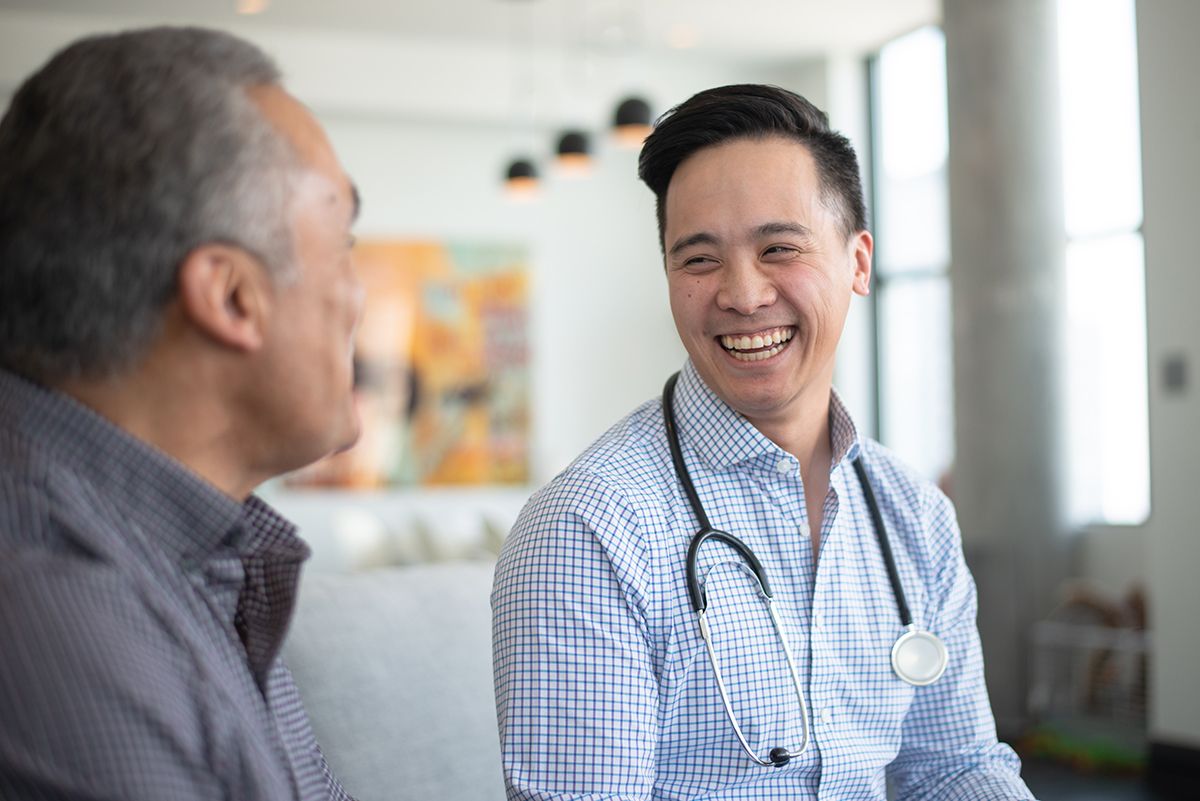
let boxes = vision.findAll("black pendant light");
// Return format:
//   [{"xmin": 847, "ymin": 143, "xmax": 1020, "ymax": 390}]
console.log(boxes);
[
  {"xmin": 555, "ymin": 130, "xmax": 592, "ymax": 176},
  {"xmin": 613, "ymin": 96, "xmax": 653, "ymax": 148},
  {"xmin": 504, "ymin": 157, "xmax": 539, "ymax": 199}
]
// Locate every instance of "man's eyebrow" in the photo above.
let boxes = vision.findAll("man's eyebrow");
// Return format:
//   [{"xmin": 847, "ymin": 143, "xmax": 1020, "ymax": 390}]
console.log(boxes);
[
  {"xmin": 756, "ymin": 221, "xmax": 813, "ymax": 239},
  {"xmin": 668, "ymin": 231, "xmax": 720, "ymax": 257}
]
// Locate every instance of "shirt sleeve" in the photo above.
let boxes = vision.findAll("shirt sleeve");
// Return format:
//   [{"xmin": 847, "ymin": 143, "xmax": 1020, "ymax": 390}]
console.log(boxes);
[
  {"xmin": 886, "ymin": 488, "xmax": 1036, "ymax": 801},
  {"xmin": 492, "ymin": 471, "xmax": 660, "ymax": 801},
  {"xmin": 0, "ymin": 557, "xmax": 224, "ymax": 801}
]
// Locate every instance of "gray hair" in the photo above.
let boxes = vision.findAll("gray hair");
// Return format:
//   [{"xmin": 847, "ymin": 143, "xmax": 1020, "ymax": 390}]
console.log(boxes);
[{"xmin": 0, "ymin": 26, "xmax": 298, "ymax": 384}]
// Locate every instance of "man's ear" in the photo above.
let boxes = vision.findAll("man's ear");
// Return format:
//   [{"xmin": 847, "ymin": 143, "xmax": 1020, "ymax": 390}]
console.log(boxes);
[
  {"xmin": 850, "ymin": 230, "xmax": 873, "ymax": 297},
  {"xmin": 176, "ymin": 245, "xmax": 272, "ymax": 352}
]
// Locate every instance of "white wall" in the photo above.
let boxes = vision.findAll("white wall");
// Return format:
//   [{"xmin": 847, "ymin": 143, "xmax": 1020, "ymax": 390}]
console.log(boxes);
[
  {"xmin": 0, "ymin": 10, "xmax": 830, "ymax": 484},
  {"xmin": 0, "ymin": 11, "xmax": 840, "ymax": 556},
  {"xmin": 1136, "ymin": 0, "xmax": 1200, "ymax": 751}
]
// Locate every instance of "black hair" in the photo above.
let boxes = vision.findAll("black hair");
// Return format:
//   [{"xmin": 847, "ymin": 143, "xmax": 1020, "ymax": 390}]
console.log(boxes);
[{"xmin": 637, "ymin": 84, "xmax": 868, "ymax": 250}]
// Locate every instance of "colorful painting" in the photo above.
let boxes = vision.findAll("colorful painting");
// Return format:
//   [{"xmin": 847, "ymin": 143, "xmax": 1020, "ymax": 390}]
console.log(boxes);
[{"xmin": 286, "ymin": 240, "xmax": 530, "ymax": 488}]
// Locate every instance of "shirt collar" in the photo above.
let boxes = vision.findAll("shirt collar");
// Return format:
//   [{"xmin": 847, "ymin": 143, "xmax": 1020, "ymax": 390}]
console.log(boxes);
[
  {"xmin": 0, "ymin": 368, "xmax": 307, "ymax": 568},
  {"xmin": 829, "ymin": 386, "xmax": 863, "ymax": 466},
  {"xmin": 671, "ymin": 360, "xmax": 862, "ymax": 473}
]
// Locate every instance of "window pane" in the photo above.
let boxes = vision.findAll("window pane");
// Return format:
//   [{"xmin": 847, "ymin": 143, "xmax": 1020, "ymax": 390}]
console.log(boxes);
[
  {"xmin": 1058, "ymin": 0, "xmax": 1143, "ymax": 237},
  {"xmin": 878, "ymin": 277, "xmax": 954, "ymax": 483},
  {"xmin": 875, "ymin": 26, "xmax": 950, "ymax": 276},
  {"xmin": 874, "ymin": 166, "xmax": 950, "ymax": 275},
  {"xmin": 877, "ymin": 27, "xmax": 948, "ymax": 180},
  {"xmin": 1063, "ymin": 234, "xmax": 1150, "ymax": 525}
]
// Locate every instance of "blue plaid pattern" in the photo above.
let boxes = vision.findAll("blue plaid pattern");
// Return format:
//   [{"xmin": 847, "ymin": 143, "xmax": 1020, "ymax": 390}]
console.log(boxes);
[{"xmin": 493, "ymin": 361, "xmax": 1034, "ymax": 800}]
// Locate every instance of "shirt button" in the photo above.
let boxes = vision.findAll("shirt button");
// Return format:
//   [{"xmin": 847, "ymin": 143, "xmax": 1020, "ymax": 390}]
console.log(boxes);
[
  {"xmin": 775, "ymin": 458, "xmax": 792, "ymax": 474},
  {"xmin": 820, "ymin": 708, "xmax": 834, "ymax": 726}
]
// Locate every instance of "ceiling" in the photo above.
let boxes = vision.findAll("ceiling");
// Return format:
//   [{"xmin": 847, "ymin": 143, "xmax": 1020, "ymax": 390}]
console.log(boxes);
[{"xmin": 0, "ymin": 0, "xmax": 939, "ymax": 60}]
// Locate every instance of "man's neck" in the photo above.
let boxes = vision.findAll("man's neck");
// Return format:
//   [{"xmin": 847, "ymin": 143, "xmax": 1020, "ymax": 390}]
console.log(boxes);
[
  {"xmin": 748, "ymin": 384, "xmax": 834, "ymax": 554},
  {"xmin": 749, "ymin": 384, "xmax": 834, "ymax": 472},
  {"xmin": 58, "ymin": 364, "xmax": 262, "ymax": 501}
]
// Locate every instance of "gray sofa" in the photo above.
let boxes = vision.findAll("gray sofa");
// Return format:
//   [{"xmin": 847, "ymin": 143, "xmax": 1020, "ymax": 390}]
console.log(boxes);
[{"xmin": 283, "ymin": 561, "xmax": 505, "ymax": 801}]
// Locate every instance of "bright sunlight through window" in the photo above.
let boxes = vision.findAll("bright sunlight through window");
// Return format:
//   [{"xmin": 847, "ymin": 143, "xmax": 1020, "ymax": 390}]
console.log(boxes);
[
  {"xmin": 1058, "ymin": 0, "xmax": 1149, "ymax": 525},
  {"xmin": 871, "ymin": 0, "xmax": 1149, "ymax": 525}
]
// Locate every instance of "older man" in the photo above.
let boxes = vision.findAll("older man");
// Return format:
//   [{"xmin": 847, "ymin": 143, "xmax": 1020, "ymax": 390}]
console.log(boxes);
[
  {"xmin": 492, "ymin": 85, "xmax": 1035, "ymax": 800},
  {"xmin": 0, "ymin": 27, "xmax": 362, "ymax": 799}
]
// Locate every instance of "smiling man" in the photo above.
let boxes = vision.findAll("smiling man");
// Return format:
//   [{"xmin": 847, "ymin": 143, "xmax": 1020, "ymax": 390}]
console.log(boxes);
[
  {"xmin": 0, "ymin": 28, "xmax": 361, "ymax": 799},
  {"xmin": 492, "ymin": 85, "xmax": 1034, "ymax": 800}
]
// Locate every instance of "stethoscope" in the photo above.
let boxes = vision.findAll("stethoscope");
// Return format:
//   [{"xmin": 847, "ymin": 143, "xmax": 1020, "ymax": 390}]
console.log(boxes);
[{"xmin": 662, "ymin": 372, "xmax": 948, "ymax": 768}]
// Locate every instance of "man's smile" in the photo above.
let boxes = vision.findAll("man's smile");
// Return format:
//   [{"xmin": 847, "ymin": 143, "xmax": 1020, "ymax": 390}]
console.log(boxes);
[{"xmin": 718, "ymin": 325, "xmax": 795, "ymax": 362}]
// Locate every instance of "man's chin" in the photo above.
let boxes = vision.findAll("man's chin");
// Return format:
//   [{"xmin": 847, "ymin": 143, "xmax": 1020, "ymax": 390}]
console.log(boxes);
[{"xmin": 329, "ymin": 415, "xmax": 363, "ymax": 456}]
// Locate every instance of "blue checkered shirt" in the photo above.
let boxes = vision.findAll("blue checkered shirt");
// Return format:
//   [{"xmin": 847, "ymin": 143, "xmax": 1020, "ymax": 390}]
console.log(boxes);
[{"xmin": 492, "ymin": 361, "xmax": 1034, "ymax": 800}]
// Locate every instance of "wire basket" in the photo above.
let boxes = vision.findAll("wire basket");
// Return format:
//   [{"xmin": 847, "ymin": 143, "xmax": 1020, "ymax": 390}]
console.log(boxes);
[{"xmin": 1024, "ymin": 619, "xmax": 1150, "ymax": 772}]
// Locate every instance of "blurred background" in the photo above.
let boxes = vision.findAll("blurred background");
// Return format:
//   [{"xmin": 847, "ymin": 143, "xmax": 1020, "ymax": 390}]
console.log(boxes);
[{"xmin": 1, "ymin": 0, "xmax": 1195, "ymax": 796}]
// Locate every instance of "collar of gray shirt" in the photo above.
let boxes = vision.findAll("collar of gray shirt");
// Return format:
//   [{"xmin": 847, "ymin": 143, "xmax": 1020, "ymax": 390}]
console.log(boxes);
[{"xmin": 0, "ymin": 367, "xmax": 311, "ymax": 682}]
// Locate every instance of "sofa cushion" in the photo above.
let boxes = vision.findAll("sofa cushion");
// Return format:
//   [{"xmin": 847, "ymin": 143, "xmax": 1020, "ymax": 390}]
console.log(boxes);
[{"xmin": 283, "ymin": 561, "xmax": 503, "ymax": 801}]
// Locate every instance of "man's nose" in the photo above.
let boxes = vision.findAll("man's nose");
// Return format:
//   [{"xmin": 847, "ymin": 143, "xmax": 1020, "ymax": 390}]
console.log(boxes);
[{"xmin": 715, "ymin": 257, "xmax": 776, "ymax": 315}]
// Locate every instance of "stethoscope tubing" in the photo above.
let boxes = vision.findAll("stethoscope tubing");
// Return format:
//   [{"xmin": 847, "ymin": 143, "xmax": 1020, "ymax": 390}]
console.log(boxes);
[
  {"xmin": 851, "ymin": 457, "xmax": 912, "ymax": 628},
  {"xmin": 662, "ymin": 371, "xmax": 948, "ymax": 766},
  {"xmin": 666, "ymin": 371, "xmax": 915, "ymax": 621}
]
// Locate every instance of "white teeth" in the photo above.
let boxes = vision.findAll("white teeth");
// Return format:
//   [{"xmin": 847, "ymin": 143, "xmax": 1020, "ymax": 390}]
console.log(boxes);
[
  {"xmin": 720, "ymin": 326, "xmax": 794, "ymax": 358},
  {"xmin": 729, "ymin": 342, "xmax": 786, "ymax": 362}
]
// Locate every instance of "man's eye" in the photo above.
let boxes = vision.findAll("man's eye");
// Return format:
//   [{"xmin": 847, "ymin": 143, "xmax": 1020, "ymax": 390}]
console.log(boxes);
[{"xmin": 763, "ymin": 245, "xmax": 797, "ymax": 257}]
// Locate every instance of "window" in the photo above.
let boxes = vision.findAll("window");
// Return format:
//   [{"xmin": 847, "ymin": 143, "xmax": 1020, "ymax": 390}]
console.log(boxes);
[
  {"xmin": 867, "ymin": 0, "xmax": 1149, "ymax": 525},
  {"xmin": 869, "ymin": 26, "xmax": 954, "ymax": 485},
  {"xmin": 1058, "ymin": 0, "xmax": 1149, "ymax": 525}
]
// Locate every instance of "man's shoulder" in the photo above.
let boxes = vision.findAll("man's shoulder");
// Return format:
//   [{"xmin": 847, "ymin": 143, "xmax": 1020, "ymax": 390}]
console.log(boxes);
[
  {"xmin": 859, "ymin": 438, "xmax": 950, "ymax": 506},
  {"xmin": 0, "ymin": 544, "xmax": 199, "ymax": 722},
  {"xmin": 0, "ymin": 468, "xmax": 167, "ymax": 646},
  {"xmin": 508, "ymin": 396, "xmax": 679, "ymax": 556},
  {"xmin": 0, "ymin": 450, "xmax": 210, "ymax": 738},
  {"xmin": 536, "ymin": 396, "xmax": 673, "ymax": 509},
  {"xmin": 0, "ymin": 443, "xmax": 122, "ymax": 556},
  {"xmin": 855, "ymin": 438, "xmax": 962, "ymax": 564},
  {"xmin": 0, "ymin": 544, "xmax": 219, "ymax": 795},
  {"xmin": 0, "ymin": 450, "xmax": 188, "ymax": 663}
]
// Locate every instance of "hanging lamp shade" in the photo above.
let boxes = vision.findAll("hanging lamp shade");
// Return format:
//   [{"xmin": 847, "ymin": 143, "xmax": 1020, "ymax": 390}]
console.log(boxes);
[
  {"xmin": 613, "ymin": 96, "xmax": 653, "ymax": 148},
  {"xmin": 504, "ymin": 158, "xmax": 539, "ymax": 199},
  {"xmin": 555, "ymin": 130, "xmax": 592, "ymax": 176}
]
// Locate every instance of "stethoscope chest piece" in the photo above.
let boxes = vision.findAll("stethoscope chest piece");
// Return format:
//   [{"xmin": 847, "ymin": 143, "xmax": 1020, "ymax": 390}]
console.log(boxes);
[{"xmin": 891, "ymin": 627, "xmax": 948, "ymax": 686}]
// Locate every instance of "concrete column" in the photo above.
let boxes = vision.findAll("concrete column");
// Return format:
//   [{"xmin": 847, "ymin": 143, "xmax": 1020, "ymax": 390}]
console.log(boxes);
[{"xmin": 943, "ymin": 0, "xmax": 1071, "ymax": 736}]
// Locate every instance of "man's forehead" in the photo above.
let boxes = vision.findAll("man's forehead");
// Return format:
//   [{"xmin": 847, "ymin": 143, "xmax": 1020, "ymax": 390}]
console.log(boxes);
[
  {"xmin": 247, "ymin": 84, "xmax": 357, "ymax": 219},
  {"xmin": 670, "ymin": 135, "xmax": 818, "ymax": 183},
  {"xmin": 665, "ymin": 140, "xmax": 819, "ymax": 219},
  {"xmin": 247, "ymin": 84, "xmax": 343, "ymax": 175}
]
